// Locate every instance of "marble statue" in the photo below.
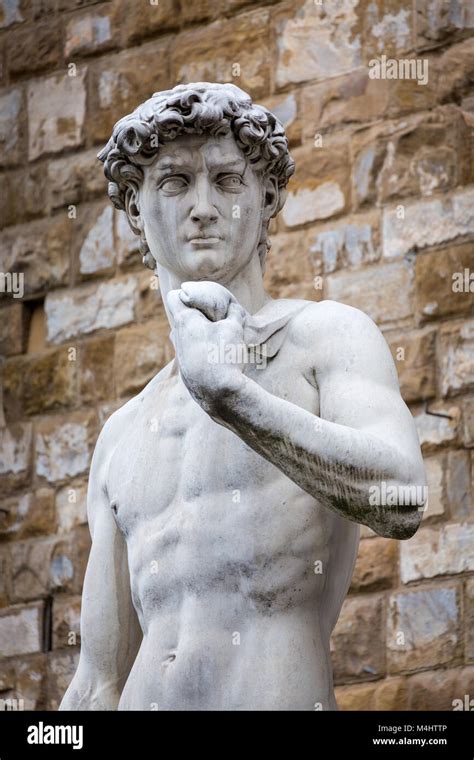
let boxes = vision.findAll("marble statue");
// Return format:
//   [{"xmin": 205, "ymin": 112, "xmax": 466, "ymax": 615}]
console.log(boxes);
[{"xmin": 60, "ymin": 82, "xmax": 426, "ymax": 711}]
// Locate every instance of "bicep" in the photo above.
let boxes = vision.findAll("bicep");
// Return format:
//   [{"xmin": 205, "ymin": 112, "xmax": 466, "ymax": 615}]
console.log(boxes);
[{"xmin": 316, "ymin": 308, "xmax": 424, "ymax": 474}]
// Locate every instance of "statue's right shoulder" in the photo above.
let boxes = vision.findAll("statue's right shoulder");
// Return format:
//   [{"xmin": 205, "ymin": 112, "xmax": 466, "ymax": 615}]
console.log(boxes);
[{"xmin": 97, "ymin": 358, "xmax": 176, "ymax": 454}]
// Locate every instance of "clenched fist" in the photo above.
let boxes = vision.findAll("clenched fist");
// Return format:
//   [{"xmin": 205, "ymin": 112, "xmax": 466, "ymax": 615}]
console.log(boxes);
[{"xmin": 166, "ymin": 281, "xmax": 248, "ymax": 415}]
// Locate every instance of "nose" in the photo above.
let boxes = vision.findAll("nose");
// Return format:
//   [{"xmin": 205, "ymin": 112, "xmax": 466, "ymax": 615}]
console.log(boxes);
[{"xmin": 190, "ymin": 175, "xmax": 218, "ymax": 225}]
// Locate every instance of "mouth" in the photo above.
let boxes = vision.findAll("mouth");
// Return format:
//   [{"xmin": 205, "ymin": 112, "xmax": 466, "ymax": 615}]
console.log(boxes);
[{"xmin": 188, "ymin": 237, "xmax": 222, "ymax": 246}]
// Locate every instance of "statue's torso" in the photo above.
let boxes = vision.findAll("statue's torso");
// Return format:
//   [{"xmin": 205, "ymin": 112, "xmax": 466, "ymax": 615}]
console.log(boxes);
[{"xmin": 106, "ymin": 324, "xmax": 359, "ymax": 710}]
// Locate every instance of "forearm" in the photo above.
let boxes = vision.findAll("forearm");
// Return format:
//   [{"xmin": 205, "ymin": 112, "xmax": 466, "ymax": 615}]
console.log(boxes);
[{"xmin": 212, "ymin": 376, "xmax": 421, "ymax": 531}]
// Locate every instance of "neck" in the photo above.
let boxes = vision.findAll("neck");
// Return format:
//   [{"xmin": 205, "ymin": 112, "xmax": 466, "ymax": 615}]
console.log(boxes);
[{"xmin": 156, "ymin": 253, "xmax": 272, "ymax": 326}]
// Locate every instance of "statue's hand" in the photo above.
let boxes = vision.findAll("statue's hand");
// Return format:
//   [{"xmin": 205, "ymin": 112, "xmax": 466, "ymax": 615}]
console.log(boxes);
[{"xmin": 166, "ymin": 281, "xmax": 247, "ymax": 414}]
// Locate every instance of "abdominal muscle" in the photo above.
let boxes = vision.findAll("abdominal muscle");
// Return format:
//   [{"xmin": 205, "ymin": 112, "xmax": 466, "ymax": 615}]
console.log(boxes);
[
  {"xmin": 115, "ymin": 487, "xmax": 347, "ymax": 712},
  {"xmin": 118, "ymin": 593, "xmax": 335, "ymax": 711}
]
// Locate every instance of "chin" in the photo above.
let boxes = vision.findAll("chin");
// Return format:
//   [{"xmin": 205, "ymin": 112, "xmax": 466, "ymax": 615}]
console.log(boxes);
[{"xmin": 182, "ymin": 251, "xmax": 237, "ymax": 282}]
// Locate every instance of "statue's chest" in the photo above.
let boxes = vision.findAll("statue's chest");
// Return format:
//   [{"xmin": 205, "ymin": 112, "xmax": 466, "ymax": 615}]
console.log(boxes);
[{"xmin": 106, "ymin": 361, "xmax": 319, "ymax": 536}]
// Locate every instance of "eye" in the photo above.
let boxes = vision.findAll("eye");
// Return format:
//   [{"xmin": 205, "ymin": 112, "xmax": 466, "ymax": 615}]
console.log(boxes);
[
  {"xmin": 158, "ymin": 175, "xmax": 188, "ymax": 193},
  {"xmin": 217, "ymin": 174, "xmax": 244, "ymax": 190}
]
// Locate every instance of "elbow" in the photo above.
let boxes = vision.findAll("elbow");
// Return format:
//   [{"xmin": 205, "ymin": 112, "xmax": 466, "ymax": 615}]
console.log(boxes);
[{"xmin": 367, "ymin": 478, "xmax": 426, "ymax": 540}]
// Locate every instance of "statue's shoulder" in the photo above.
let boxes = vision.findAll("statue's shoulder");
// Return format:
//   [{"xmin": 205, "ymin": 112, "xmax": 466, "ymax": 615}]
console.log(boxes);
[
  {"xmin": 98, "ymin": 359, "xmax": 176, "ymax": 451},
  {"xmin": 288, "ymin": 298, "xmax": 383, "ymax": 348}
]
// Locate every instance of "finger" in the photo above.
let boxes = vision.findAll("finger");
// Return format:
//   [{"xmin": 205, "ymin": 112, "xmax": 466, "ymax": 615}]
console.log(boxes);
[
  {"xmin": 181, "ymin": 281, "xmax": 233, "ymax": 321},
  {"xmin": 226, "ymin": 300, "xmax": 246, "ymax": 327},
  {"xmin": 166, "ymin": 289, "xmax": 190, "ymax": 325}
]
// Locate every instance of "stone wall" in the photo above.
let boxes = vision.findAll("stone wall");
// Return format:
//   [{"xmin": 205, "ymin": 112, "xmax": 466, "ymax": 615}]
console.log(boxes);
[{"xmin": 0, "ymin": 0, "xmax": 473, "ymax": 711}]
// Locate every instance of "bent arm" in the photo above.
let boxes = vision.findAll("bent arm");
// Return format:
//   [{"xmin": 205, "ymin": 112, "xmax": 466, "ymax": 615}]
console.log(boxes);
[
  {"xmin": 60, "ymin": 421, "xmax": 142, "ymax": 710},
  {"xmin": 210, "ymin": 304, "xmax": 426, "ymax": 539}
]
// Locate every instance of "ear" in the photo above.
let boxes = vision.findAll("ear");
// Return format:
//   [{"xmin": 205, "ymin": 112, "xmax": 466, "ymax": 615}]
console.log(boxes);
[
  {"xmin": 124, "ymin": 185, "xmax": 144, "ymax": 236},
  {"xmin": 262, "ymin": 174, "xmax": 281, "ymax": 221}
]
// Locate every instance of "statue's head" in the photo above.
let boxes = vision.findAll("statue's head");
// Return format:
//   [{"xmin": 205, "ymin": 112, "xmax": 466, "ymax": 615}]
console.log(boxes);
[{"xmin": 98, "ymin": 82, "xmax": 294, "ymax": 283}]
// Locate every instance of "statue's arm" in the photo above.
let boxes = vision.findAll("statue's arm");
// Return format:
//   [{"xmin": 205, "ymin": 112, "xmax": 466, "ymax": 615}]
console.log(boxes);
[
  {"xmin": 210, "ymin": 302, "xmax": 426, "ymax": 539},
  {"xmin": 59, "ymin": 414, "xmax": 142, "ymax": 711}
]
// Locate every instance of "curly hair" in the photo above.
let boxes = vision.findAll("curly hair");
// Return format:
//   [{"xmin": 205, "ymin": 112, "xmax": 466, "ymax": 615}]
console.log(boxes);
[{"xmin": 97, "ymin": 82, "xmax": 295, "ymax": 270}]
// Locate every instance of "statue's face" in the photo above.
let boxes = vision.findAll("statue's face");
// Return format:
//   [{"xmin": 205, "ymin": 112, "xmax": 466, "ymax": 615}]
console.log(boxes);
[{"xmin": 137, "ymin": 132, "xmax": 267, "ymax": 282}]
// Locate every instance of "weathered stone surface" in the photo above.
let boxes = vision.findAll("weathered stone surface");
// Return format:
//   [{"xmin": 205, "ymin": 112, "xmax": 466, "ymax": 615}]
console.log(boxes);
[
  {"xmin": 171, "ymin": 9, "xmax": 271, "ymax": 99},
  {"xmin": 401, "ymin": 523, "xmax": 474, "ymax": 582},
  {"xmin": 0, "ymin": 88, "xmax": 24, "ymax": 167},
  {"xmin": 415, "ymin": 243, "xmax": 474, "ymax": 321},
  {"xmin": 115, "ymin": 209, "xmax": 140, "ymax": 269},
  {"xmin": 264, "ymin": 230, "xmax": 319, "ymax": 301},
  {"xmin": 331, "ymin": 594, "xmax": 385, "ymax": 682},
  {"xmin": 0, "ymin": 602, "xmax": 43, "ymax": 657},
  {"xmin": 114, "ymin": 319, "xmax": 173, "ymax": 397},
  {"xmin": 462, "ymin": 395, "xmax": 474, "ymax": 447},
  {"xmin": 120, "ymin": 0, "xmax": 180, "ymax": 43},
  {"xmin": 0, "ymin": 164, "xmax": 49, "ymax": 227},
  {"xmin": 35, "ymin": 411, "xmax": 97, "ymax": 484},
  {"xmin": 282, "ymin": 139, "xmax": 351, "ymax": 228},
  {"xmin": 0, "ymin": 653, "xmax": 46, "ymax": 710},
  {"xmin": 88, "ymin": 42, "xmax": 170, "ymax": 143},
  {"xmin": 7, "ymin": 20, "xmax": 60, "ymax": 77},
  {"xmin": 64, "ymin": 6, "xmax": 117, "ymax": 58},
  {"xmin": 79, "ymin": 334, "xmax": 115, "ymax": 403},
  {"xmin": 49, "ymin": 527, "xmax": 89, "ymax": 594},
  {"xmin": 9, "ymin": 536, "xmax": 56, "ymax": 600},
  {"xmin": 10, "ymin": 527, "xmax": 90, "ymax": 601},
  {"xmin": 336, "ymin": 677, "xmax": 408, "ymax": 711},
  {"xmin": 44, "ymin": 276, "xmax": 138, "ymax": 344},
  {"xmin": 337, "ymin": 663, "xmax": 474, "ymax": 710},
  {"xmin": 2, "ymin": 355, "xmax": 24, "ymax": 424},
  {"xmin": 414, "ymin": 402, "xmax": 461, "ymax": 452},
  {"xmin": 387, "ymin": 585, "xmax": 461, "ymax": 672},
  {"xmin": 4, "ymin": 653, "xmax": 47, "ymax": 709},
  {"xmin": 0, "ymin": 0, "xmax": 25, "ymax": 28},
  {"xmin": 79, "ymin": 204, "xmax": 115, "ymax": 276},
  {"xmin": 301, "ymin": 70, "xmax": 390, "ymax": 137},
  {"xmin": 349, "ymin": 537, "xmax": 398, "ymax": 593},
  {"xmin": 274, "ymin": 0, "xmax": 361, "ymax": 88},
  {"xmin": 446, "ymin": 450, "xmax": 471, "ymax": 520},
  {"xmin": 179, "ymin": 0, "xmax": 217, "ymax": 24},
  {"xmin": 27, "ymin": 68, "xmax": 87, "ymax": 160},
  {"xmin": 52, "ymin": 595, "xmax": 81, "ymax": 650},
  {"xmin": 0, "ymin": 545, "xmax": 10, "ymax": 607},
  {"xmin": 422, "ymin": 454, "xmax": 446, "ymax": 519},
  {"xmin": 361, "ymin": 0, "xmax": 413, "ymax": 59},
  {"xmin": 388, "ymin": 327, "xmax": 436, "ymax": 403},
  {"xmin": 0, "ymin": 215, "xmax": 71, "ymax": 296},
  {"xmin": 0, "ymin": 488, "xmax": 56, "ymax": 540},
  {"xmin": 55, "ymin": 482, "xmax": 87, "ymax": 535},
  {"xmin": 307, "ymin": 211, "xmax": 381, "ymax": 274},
  {"xmin": 326, "ymin": 261, "xmax": 413, "ymax": 325},
  {"xmin": 422, "ymin": 447, "xmax": 472, "ymax": 522},
  {"xmin": 21, "ymin": 347, "xmax": 78, "ymax": 415},
  {"xmin": 416, "ymin": 0, "xmax": 474, "ymax": 49},
  {"xmin": 0, "ymin": 303, "xmax": 23, "ymax": 356},
  {"xmin": 383, "ymin": 186, "xmax": 474, "ymax": 258},
  {"xmin": 48, "ymin": 149, "xmax": 105, "ymax": 210},
  {"xmin": 0, "ymin": 423, "xmax": 32, "ymax": 492},
  {"xmin": 134, "ymin": 271, "xmax": 163, "ymax": 321},
  {"xmin": 335, "ymin": 681, "xmax": 377, "ymax": 710},
  {"xmin": 437, "ymin": 37, "xmax": 474, "ymax": 103},
  {"xmin": 352, "ymin": 108, "xmax": 471, "ymax": 209},
  {"xmin": 437, "ymin": 319, "xmax": 474, "ymax": 397},
  {"xmin": 46, "ymin": 650, "xmax": 80, "ymax": 711},
  {"xmin": 408, "ymin": 665, "xmax": 474, "ymax": 710},
  {"xmin": 466, "ymin": 579, "xmax": 474, "ymax": 662},
  {"xmin": 25, "ymin": 0, "xmax": 56, "ymax": 20}
]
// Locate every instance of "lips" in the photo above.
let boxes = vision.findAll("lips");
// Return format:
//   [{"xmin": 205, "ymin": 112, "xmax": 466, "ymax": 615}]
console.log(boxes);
[{"xmin": 187, "ymin": 236, "xmax": 222, "ymax": 245}]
